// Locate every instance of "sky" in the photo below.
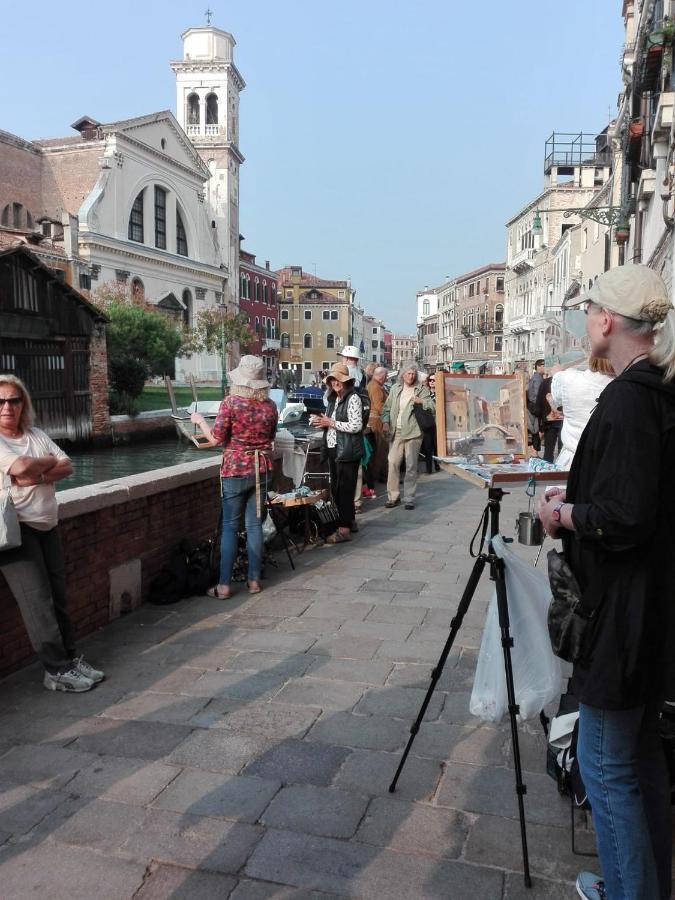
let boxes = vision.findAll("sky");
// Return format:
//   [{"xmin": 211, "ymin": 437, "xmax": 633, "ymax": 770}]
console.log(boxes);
[{"xmin": 0, "ymin": 1, "xmax": 625, "ymax": 333}]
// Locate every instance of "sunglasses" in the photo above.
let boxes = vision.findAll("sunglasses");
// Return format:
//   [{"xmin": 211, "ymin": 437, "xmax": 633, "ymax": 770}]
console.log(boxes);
[{"xmin": 0, "ymin": 397, "xmax": 22, "ymax": 407}]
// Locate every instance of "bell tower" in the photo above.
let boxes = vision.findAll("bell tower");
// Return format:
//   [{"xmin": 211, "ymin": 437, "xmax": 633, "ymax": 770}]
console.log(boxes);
[{"xmin": 171, "ymin": 24, "xmax": 245, "ymax": 312}]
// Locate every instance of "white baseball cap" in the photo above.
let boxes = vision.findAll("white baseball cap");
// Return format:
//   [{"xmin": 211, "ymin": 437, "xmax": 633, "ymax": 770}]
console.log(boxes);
[{"xmin": 567, "ymin": 265, "xmax": 672, "ymax": 324}]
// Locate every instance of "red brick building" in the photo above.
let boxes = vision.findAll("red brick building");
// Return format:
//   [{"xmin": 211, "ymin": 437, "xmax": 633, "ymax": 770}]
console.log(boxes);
[
  {"xmin": 383, "ymin": 330, "xmax": 393, "ymax": 368},
  {"xmin": 239, "ymin": 247, "xmax": 279, "ymax": 379}
]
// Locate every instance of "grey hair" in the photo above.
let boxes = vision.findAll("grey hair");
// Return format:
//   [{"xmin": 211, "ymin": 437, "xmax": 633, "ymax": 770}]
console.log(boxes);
[
  {"xmin": 373, "ymin": 366, "xmax": 387, "ymax": 378},
  {"xmin": 397, "ymin": 359, "xmax": 420, "ymax": 384},
  {"xmin": 618, "ymin": 311, "xmax": 675, "ymax": 382}
]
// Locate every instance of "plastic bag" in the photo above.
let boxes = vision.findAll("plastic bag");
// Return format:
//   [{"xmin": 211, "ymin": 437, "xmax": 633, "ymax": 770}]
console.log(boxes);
[{"xmin": 470, "ymin": 535, "xmax": 565, "ymax": 723}]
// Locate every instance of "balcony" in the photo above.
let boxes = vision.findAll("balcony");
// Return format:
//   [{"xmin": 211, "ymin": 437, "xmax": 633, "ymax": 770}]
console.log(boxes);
[
  {"xmin": 506, "ymin": 316, "xmax": 532, "ymax": 335},
  {"xmin": 510, "ymin": 248, "xmax": 537, "ymax": 275},
  {"xmin": 652, "ymin": 91, "xmax": 674, "ymax": 141},
  {"xmin": 263, "ymin": 338, "xmax": 281, "ymax": 351},
  {"xmin": 185, "ymin": 124, "xmax": 221, "ymax": 137}
]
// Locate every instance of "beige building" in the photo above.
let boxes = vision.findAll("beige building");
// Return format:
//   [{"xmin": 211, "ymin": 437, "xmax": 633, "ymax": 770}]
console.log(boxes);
[
  {"xmin": 391, "ymin": 335, "xmax": 418, "ymax": 371},
  {"xmin": 450, "ymin": 263, "xmax": 505, "ymax": 372},
  {"xmin": 276, "ymin": 266, "xmax": 352, "ymax": 384}
]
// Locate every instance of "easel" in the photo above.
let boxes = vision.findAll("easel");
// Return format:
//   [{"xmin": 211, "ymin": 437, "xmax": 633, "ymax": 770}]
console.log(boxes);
[{"xmin": 388, "ymin": 484, "xmax": 533, "ymax": 888}]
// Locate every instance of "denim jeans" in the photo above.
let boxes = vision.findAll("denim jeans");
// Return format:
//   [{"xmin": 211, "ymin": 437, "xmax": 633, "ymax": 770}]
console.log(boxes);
[
  {"xmin": 219, "ymin": 474, "xmax": 265, "ymax": 585},
  {"xmin": 577, "ymin": 702, "xmax": 671, "ymax": 899}
]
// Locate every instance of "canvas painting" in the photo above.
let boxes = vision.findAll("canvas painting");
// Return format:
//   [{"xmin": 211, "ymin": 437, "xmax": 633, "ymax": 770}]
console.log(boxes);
[{"xmin": 435, "ymin": 373, "xmax": 527, "ymax": 458}]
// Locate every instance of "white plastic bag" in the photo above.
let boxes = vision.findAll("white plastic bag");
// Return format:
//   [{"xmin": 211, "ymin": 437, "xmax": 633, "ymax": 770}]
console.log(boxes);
[{"xmin": 470, "ymin": 535, "xmax": 564, "ymax": 722}]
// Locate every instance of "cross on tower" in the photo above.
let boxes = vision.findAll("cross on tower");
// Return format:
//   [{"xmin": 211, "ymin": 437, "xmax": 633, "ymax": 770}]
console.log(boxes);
[{"xmin": 205, "ymin": 7, "xmax": 213, "ymax": 25}]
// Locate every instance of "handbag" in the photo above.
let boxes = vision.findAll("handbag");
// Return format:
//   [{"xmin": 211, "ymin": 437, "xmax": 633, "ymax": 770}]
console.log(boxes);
[
  {"xmin": 412, "ymin": 403, "xmax": 435, "ymax": 432},
  {"xmin": 0, "ymin": 474, "xmax": 21, "ymax": 552},
  {"xmin": 547, "ymin": 549, "xmax": 604, "ymax": 663}
]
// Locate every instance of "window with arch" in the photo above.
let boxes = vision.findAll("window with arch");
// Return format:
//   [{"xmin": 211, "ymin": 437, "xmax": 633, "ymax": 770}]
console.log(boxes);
[
  {"xmin": 495, "ymin": 304, "xmax": 504, "ymax": 327},
  {"xmin": 281, "ymin": 333, "xmax": 290, "ymax": 349},
  {"xmin": 0, "ymin": 205, "xmax": 9, "ymax": 226},
  {"xmin": 2, "ymin": 202, "xmax": 32, "ymax": 230},
  {"xmin": 266, "ymin": 319, "xmax": 272, "ymax": 338},
  {"xmin": 128, "ymin": 192, "xmax": 144, "ymax": 242},
  {"xmin": 182, "ymin": 289, "xmax": 193, "ymax": 329},
  {"xmin": 205, "ymin": 93, "xmax": 218, "ymax": 125},
  {"xmin": 326, "ymin": 333, "xmax": 334, "ymax": 349},
  {"xmin": 187, "ymin": 93, "xmax": 200, "ymax": 125},
  {"xmin": 131, "ymin": 277, "xmax": 145, "ymax": 302},
  {"xmin": 176, "ymin": 206, "xmax": 188, "ymax": 256},
  {"xmin": 255, "ymin": 317, "xmax": 260, "ymax": 334},
  {"xmin": 154, "ymin": 186, "xmax": 167, "ymax": 249},
  {"xmin": 240, "ymin": 272, "xmax": 246, "ymax": 299},
  {"xmin": 304, "ymin": 333, "xmax": 312, "ymax": 349}
]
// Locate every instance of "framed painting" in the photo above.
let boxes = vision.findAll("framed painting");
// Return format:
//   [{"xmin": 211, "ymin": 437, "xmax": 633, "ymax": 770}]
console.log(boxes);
[{"xmin": 435, "ymin": 372, "xmax": 527, "ymax": 459}]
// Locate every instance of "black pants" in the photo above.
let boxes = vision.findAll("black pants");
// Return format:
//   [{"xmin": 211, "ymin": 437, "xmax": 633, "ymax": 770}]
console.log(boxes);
[
  {"xmin": 421, "ymin": 427, "xmax": 437, "ymax": 473},
  {"xmin": 0, "ymin": 524, "xmax": 75, "ymax": 673},
  {"xmin": 328, "ymin": 455, "xmax": 359, "ymax": 528},
  {"xmin": 543, "ymin": 422, "xmax": 562, "ymax": 463}
]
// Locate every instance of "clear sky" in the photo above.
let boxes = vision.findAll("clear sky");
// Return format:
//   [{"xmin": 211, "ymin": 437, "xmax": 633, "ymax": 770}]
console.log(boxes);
[{"xmin": 0, "ymin": 1, "xmax": 625, "ymax": 332}]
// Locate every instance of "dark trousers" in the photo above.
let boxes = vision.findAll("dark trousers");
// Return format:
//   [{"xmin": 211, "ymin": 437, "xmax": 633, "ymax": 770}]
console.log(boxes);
[
  {"xmin": 421, "ymin": 427, "xmax": 437, "ymax": 473},
  {"xmin": 328, "ymin": 455, "xmax": 359, "ymax": 528},
  {"xmin": 0, "ymin": 524, "xmax": 75, "ymax": 673},
  {"xmin": 543, "ymin": 422, "xmax": 562, "ymax": 463}
]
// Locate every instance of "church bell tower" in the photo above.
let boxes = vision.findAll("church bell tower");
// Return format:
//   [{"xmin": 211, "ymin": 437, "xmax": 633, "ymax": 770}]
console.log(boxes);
[{"xmin": 171, "ymin": 24, "xmax": 245, "ymax": 312}]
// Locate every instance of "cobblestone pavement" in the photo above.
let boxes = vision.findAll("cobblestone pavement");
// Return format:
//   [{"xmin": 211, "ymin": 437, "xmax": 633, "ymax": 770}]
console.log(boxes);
[{"xmin": 0, "ymin": 472, "xmax": 598, "ymax": 899}]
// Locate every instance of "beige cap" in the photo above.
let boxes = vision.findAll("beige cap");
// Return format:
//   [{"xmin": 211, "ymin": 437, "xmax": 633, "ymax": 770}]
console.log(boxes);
[{"xmin": 568, "ymin": 264, "xmax": 672, "ymax": 324}]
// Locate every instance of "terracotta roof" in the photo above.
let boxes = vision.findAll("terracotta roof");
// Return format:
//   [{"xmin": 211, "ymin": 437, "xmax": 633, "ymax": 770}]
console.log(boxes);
[
  {"xmin": 33, "ymin": 136, "xmax": 92, "ymax": 148},
  {"xmin": 275, "ymin": 267, "xmax": 349, "ymax": 288}
]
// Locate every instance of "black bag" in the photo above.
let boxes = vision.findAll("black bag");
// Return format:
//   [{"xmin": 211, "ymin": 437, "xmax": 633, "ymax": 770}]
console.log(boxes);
[
  {"xmin": 547, "ymin": 549, "xmax": 604, "ymax": 663},
  {"xmin": 356, "ymin": 388, "xmax": 371, "ymax": 431},
  {"xmin": 413, "ymin": 403, "xmax": 435, "ymax": 432},
  {"xmin": 148, "ymin": 539, "xmax": 215, "ymax": 605}
]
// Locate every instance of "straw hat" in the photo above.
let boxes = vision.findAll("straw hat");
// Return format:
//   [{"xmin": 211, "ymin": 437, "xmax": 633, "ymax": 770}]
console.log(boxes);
[
  {"xmin": 323, "ymin": 362, "xmax": 354, "ymax": 384},
  {"xmin": 228, "ymin": 355, "xmax": 270, "ymax": 389}
]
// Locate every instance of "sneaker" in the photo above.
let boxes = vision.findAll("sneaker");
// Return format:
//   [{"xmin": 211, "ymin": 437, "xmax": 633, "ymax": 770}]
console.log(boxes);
[
  {"xmin": 404, "ymin": 502, "xmax": 415, "ymax": 510},
  {"xmin": 74, "ymin": 656, "xmax": 105, "ymax": 684},
  {"xmin": 361, "ymin": 487, "xmax": 370, "ymax": 498},
  {"xmin": 576, "ymin": 872, "xmax": 606, "ymax": 900},
  {"xmin": 44, "ymin": 668, "xmax": 95, "ymax": 693}
]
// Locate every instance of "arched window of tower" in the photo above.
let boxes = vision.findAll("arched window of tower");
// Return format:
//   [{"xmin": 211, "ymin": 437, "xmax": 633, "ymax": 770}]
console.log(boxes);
[
  {"xmin": 187, "ymin": 94, "xmax": 200, "ymax": 126},
  {"xmin": 206, "ymin": 93, "xmax": 218, "ymax": 125}
]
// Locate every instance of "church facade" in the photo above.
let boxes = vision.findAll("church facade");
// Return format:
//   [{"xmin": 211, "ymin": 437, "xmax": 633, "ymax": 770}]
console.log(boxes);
[{"xmin": 0, "ymin": 24, "xmax": 244, "ymax": 382}]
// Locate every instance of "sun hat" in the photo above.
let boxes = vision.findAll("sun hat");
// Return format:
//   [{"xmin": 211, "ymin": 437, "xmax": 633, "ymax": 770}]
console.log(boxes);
[
  {"xmin": 323, "ymin": 362, "xmax": 354, "ymax": 384},
  {"xmin": 228, "ymin": 355, "xmax": 270, "ymax": 389},
  {"xmin": 339, "ymin": 345, "xmax": 361, "ymax": 360},
  {"xmin": 567, "ymin": 265, "xmax": 672, "ymax": 324}
]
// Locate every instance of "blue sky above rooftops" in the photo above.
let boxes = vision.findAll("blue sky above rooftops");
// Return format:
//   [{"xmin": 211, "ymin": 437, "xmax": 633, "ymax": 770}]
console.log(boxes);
[{"xmin": 0, "ymin": 1, "xmax": 625, "ymax": 332}]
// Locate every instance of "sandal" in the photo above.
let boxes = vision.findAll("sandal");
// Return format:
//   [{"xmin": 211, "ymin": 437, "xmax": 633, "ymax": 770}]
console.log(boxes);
[
  {"xmin": 247, "ymin": 581, "xmax": 263, "ymax": 595},
  {"xmin": 206, "ymin": 585, "xmax": 231, "ymax": 599}
]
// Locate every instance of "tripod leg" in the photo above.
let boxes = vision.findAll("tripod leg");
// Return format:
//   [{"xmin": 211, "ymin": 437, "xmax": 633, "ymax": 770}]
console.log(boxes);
[
  {"xmin": 389, "ymin": 553, "xmax": 487, "ymax": 793},
  {"xmin": 492, "ymin": 554, "xmax": 532, "ymax": 888}
]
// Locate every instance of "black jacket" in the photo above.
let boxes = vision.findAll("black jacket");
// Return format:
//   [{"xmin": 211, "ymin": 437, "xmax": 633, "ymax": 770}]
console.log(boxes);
[{"xmin": 563, "ymin": 360, "xmax": 675, "ymax": 708}]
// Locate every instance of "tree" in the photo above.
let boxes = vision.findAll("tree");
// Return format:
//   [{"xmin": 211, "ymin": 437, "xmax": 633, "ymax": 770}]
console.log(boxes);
[
  {"xmin": 182, "ymin": 306, "xmax": 254, "ymax": 357},
  {"xmin": 91, "ymin": 283, "xmax": 184, "ymax": 413}
]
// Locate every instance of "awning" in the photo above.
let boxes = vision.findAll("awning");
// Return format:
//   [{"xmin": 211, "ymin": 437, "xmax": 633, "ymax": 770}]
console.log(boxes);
[{"xmin": 450, "ymin": 361, "xmax": 466, "ymax": 370}]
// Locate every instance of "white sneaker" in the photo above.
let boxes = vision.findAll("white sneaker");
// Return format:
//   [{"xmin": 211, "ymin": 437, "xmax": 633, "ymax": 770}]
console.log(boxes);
[
  {"xmin": 43, "ymin": 668, "xmax": 95, "ymax": 692},
  {"xmin": 74, "ymin": 656, "xmax": 105, "ymax": 683}
]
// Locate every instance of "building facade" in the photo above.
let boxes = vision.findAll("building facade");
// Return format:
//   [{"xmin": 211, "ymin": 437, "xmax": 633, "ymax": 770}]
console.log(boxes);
[
  {"xmin": 363, "ymin": 314, "xmax": 386, "ymax": 365},
  {"xmin": 383, "ymin": 329, "xmax": 392, "ymax": 368},
  {"xmin": 276, "ymin": 266, "xmax": 352, "ymax": 384},
  {"xmin": 391, "ymin": 335, "xmax": 418, "ymax": 370},
  {"xmin": 502, "ymin": 132, "xmax": 612, "ymax": 371},
  {"xmin": 451, "ymin": 263, "xmax": 505, "ymax": 372},
  {"xmin": 239, "ymin": 247, "xmax": 279, "ymax": 378}
]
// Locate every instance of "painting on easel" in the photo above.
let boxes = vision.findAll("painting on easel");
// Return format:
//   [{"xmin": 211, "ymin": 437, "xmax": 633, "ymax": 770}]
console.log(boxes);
[{"xmin": 435, "ymin": 372, "xmax": 527, "ymax": 459}]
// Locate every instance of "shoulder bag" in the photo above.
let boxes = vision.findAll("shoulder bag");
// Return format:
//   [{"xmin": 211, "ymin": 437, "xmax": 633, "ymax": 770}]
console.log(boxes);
[
  {"xmin": 0, "ymin": 474, "xmax": 21, "ymax": 552},
  {"xmin": 547, "ymin": 549, "xmax": 605, "ymax": 663},
  {"xmin": 412, "ymin": 395, "xmax": 435, "ymax": 432}
]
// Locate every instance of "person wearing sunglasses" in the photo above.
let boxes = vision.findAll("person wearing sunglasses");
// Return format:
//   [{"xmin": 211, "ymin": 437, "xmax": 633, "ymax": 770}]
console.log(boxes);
[
  {"xmin": 0, "ymin": 374, "xmax": 104, "ymax": 692},
  {"xmin": 420, "ymin": 374, "xmax": 440, "ymax": 473}
]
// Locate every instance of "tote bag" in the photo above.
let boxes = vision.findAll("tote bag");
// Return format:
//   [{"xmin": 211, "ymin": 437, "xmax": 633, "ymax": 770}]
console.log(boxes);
[{"xmin": 0, "ymin": 475, "xmax": 21, "ymax": 552}]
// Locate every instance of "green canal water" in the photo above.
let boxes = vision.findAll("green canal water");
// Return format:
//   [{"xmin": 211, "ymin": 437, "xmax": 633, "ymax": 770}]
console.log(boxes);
[{"xmin": 56, "ymin": 439, "xmax": 221, "ymax": 491}]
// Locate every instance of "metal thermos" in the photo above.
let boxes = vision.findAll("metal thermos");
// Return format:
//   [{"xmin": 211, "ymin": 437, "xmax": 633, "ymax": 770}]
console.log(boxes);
[{"xmin": 517, "ymin": 511, "xmax": 544, "ymax": 546}]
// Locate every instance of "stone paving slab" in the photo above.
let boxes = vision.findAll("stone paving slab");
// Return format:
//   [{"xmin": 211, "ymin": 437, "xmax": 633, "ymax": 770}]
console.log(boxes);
[{"xmin": 0, "ymin": 478, "xmax": 605, "ymax": 898}]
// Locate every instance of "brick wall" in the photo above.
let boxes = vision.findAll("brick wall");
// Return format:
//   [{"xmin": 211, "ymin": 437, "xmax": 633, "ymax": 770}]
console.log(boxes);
[
  {"xmin": 0, "ymin": 463, "xmax": 221, "ymax": 678},
  {"xmin": 0, "ymin": 131, "xmax": 43, "ymax": 219},
  {"xmin": 41, "ymin": 145, "xmax": 102, "ymax": 217},
  {"xmin": 89, "ymin": 328, "xmax": 111, "ymax": 439}
]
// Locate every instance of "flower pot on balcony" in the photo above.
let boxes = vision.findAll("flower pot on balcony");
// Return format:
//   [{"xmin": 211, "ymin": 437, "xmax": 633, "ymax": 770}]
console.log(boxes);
[
  {"xmin": 629, "ymin": 120, "xmax": 645, "ymax": 139},
  {"xmin": 648, "ymin": 29, "xmax": 666, "ymax": 47},
  {"xmin": 615, "ymin": 223, "xmax": 630, "ymax": 246}
]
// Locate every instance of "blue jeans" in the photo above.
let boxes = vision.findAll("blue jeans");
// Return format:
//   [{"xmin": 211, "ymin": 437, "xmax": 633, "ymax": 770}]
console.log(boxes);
[
  {"xmin": 219, "ymin": 474, "xmax": 265, "ymax": 585},
  {"xmin": 577, "ymin": 702, "xmax": 671, "ymax": 899}
]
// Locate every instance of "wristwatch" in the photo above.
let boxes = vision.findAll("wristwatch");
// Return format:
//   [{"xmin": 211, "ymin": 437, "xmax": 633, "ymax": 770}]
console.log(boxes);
[{"xmin": 551, "ymin": 502, "xmax": 565, "ymax": 523}]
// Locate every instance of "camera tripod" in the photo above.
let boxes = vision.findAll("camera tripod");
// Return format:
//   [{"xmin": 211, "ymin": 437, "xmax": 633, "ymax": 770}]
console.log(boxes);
[{"xmin": 389, "ymin": 487, "xmax": 532, "ymax": 889}]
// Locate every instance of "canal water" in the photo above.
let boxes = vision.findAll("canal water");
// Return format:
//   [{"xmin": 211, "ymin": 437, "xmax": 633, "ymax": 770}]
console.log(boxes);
[{"xmin": 58, "ymin": 439, "xmax": 221, "ymax": 491}]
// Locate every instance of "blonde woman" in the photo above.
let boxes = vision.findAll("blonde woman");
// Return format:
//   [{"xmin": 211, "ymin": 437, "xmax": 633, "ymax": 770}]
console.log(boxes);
[{"xmin": 0, "ymin": 374, "xmax": 104, "ymax": 692}]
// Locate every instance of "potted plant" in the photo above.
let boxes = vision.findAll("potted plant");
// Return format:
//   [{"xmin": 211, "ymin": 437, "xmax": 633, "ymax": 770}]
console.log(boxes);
[
  {"xmin": 629, "ymin": 118, "xmax": 645, "ymax": 138},
  {"xmin": 615, "ymin": 220, "xmax": 630, "ymax": 245}
]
